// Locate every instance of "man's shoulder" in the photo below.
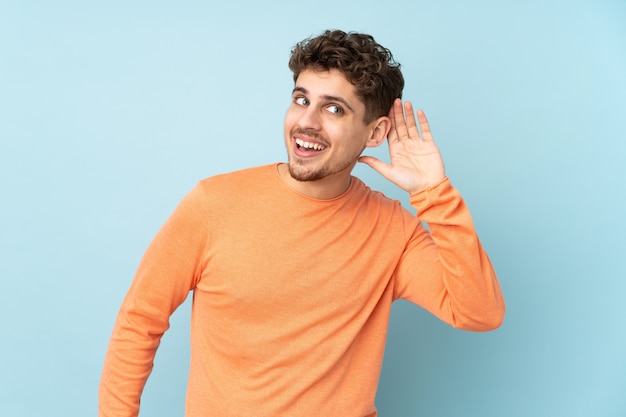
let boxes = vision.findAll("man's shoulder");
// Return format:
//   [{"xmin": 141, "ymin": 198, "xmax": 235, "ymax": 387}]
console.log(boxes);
[
  {"xmin": 180, "ymin": 164, "xmax": 279, "ymax": 212},
  {"xmin": 351, "ymin": 176, "xmax": 402, "ymax": 207},
  {"xmin": 197, "ymin": 164, "xmax": 277, "ymax": 190}
]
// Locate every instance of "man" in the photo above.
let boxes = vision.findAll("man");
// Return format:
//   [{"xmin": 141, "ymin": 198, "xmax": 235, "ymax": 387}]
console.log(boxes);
[{"xmin": 99, "ymin": 29, "xmax": 505, "ymax": 417}]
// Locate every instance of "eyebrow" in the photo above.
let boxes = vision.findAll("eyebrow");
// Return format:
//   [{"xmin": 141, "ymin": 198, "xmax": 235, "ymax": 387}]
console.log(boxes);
[{"xmin": 292, "ymin": 86, "xmax": 355, "ymax": 113}]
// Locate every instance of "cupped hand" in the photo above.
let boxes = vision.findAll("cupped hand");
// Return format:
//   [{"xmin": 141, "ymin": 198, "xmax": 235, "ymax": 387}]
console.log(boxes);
[{"xmin": 359, "ymin": 99, "xmax": 446, "ymax": 194}]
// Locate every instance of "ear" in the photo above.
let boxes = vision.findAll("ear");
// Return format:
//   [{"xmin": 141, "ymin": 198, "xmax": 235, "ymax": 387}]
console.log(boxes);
[{"xmin": 365, "ymin": 116, "xmax": 391, "ymax": 148}]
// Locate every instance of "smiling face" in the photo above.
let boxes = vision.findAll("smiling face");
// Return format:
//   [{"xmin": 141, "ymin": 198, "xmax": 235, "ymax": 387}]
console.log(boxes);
[{"xmin": 281, "ymin": 69, "xmax": 389, "ymax": 198}]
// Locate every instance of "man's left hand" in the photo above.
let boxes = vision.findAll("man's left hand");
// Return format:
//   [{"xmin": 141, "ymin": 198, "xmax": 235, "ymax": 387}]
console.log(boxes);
[{"xmin": 359, "ymin": 99, "xmax": 446, "ymax": 194}]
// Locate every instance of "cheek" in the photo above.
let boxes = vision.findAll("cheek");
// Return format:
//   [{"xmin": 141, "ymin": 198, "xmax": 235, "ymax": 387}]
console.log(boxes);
[
  {"xmin": 283, "ymin": 109, "xmax": 298, "ymax": 134},
  {"xmin": 283, "ymin": 118, "xmax": 293, "ymax": 139},
  {"xmin": 283, "ymin": 118, "xmax": 293, "ymax": 140}
]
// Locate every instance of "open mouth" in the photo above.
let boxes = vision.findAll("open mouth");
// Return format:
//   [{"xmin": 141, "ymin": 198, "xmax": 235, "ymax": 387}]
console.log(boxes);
[{"xmin": 295, "ymin": 138, "xmax": 326, "ymax": 151}]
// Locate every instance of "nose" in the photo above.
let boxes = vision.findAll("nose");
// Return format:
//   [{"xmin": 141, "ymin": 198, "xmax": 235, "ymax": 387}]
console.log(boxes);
[{"xmin": 297, "ymin": 106, "xmax": 322, "ymax": 131}]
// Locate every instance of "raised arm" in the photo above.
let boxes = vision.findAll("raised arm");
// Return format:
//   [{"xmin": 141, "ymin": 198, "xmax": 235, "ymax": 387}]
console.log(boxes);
[
  {"xmin": 361, "ymin": 100, "xmax": 504, "ymax": 330},
  {"xmin": 396, "ymin": 178, "xmax": 505, "ymax": 331}
]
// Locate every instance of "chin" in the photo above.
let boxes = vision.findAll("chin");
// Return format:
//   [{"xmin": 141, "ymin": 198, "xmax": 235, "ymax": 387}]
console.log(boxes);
[{"xmin": 288, "ymin": 164, "xmax": 325, "ymax": 182}]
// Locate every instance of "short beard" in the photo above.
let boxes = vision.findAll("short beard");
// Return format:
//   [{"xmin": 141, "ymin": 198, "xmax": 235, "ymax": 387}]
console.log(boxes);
[
  {"xmin": 285, "ymin": 128, "xmax": 364, "ymax": 182},
  {"xmin": 286, "ymin": 153, "xmax": 360, "ymax": 182},
  {"xmin": 287, "ymin": 160, "xmax": 330, "ymax": 182}
]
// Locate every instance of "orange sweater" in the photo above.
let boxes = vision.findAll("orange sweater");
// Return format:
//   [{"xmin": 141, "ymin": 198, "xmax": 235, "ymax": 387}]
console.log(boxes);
[{"xmin": 99, "ymin": 164, "xmax": 504, "ymax": 417}]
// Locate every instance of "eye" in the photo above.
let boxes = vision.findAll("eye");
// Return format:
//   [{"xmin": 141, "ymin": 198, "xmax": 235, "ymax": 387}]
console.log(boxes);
[
  {"xmin": 326, "ymin": 104, "xmax": 344, "ymax": 115},
  {"xmin": 294, "ymin": 96, "xmax": 309, "ymax": 106}
]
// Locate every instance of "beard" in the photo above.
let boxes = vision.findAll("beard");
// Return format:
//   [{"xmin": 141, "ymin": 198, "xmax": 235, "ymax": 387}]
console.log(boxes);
[
  {"xmin": 284, "ymin": 127, "xmax": 366, "ymax": 182},
  {"xmin": 286, "ymin": 148, "xmax": 364, "ymax": 182},
  {"xmin": 287, "ymin": 158, "xmax": 349, "ymax": 182}
]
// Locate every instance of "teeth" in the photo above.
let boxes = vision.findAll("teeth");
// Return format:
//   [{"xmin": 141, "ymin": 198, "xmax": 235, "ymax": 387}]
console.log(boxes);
[{"xmin": 296, "ymin": 138, "xmax": 326, "ymax": 151}]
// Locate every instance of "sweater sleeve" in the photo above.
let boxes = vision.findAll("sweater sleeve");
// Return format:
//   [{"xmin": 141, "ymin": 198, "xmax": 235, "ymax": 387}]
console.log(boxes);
[
  {"xmin": 392, "ymin": 177, "xmax": 505, "ymax": 331},
  {"xmin": 98, "ymin": 183, "xmax": 210, "ymax": 417}
]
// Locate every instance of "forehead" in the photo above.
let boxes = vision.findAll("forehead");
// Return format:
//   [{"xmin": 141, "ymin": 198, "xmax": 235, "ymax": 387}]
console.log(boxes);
[{"xmin": 294, "ymin": 69, "xmax": 364, "ymax": 109}]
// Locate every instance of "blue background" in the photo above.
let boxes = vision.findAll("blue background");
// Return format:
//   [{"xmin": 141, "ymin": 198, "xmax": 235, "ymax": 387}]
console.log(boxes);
[{"xmin": 1, "ymin": 1, "xmax": 625, "ymax": 416}]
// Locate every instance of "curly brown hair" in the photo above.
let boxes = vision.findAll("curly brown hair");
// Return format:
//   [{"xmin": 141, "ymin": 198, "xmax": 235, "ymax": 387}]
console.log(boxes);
[{"xmin": 289, "ymin": 30, "xmax": 404, "ymax": 123}]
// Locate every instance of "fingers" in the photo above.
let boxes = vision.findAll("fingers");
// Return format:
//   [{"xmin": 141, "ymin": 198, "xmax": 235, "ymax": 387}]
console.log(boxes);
[
  {"xmin": 358, "ymin": 155, "xmax": 393, "ymax": 182},
  {"xmin": 402, "ymin": 101, "xmax": 420, "ymax": 140},
  {"xmin": 391, "ymin": 99, "xmax": 408, "ymax": 142},
  {"xmin": 387, "ymin": 99, "xmax": 400, "ymax": 143},
  {"xmin": 417, "ymin": 109, "xmax": 434, "ymax": 142},
  {"xmin": 389, "ymin": 99, "xmax": 429, "ymax": 142}
]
